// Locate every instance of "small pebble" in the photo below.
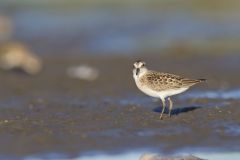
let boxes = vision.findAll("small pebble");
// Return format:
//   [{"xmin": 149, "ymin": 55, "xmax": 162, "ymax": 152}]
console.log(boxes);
[{"xmin": 67, "ymin": 65, "xmax": 99, "ymax": 81}]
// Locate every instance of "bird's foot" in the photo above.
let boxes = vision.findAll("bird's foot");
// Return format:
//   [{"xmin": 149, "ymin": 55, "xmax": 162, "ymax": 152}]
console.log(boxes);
[{"xmin": 159, "ymin": 114, "xmax": 164, "ymax": 120}]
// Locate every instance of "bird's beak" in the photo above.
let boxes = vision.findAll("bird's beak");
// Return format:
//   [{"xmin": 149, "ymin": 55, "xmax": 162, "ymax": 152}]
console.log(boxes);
[{"xmin": 136, "ymin": 68, "xmax": 140, "ymax": 76}]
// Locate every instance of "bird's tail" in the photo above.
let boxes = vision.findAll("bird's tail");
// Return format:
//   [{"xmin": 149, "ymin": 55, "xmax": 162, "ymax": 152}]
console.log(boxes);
[
  {"xmin": 197, "ymin": 79, "xmax": 207, "ymax": 82},
  {"xmin": 182, "ymin": 78, "xmax": 206, "ymax": 86}
]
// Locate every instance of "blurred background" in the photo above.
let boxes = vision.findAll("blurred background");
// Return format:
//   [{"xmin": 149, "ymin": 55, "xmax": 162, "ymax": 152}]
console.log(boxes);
[
  {"xmin": 0, "ymin": 0, "xmax": 240, "ymax": 159},
  {"xmin": 1, "ymin": 0, "xmax": 240, "ymax": 55}
]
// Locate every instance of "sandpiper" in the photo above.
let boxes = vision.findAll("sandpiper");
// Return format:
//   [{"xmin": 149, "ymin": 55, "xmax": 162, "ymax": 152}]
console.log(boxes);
[{"xmin": 133, "ymin": 60, "xmax": 206, "ymax": 119}]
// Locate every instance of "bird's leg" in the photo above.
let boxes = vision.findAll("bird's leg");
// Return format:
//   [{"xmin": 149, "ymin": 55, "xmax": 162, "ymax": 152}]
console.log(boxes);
[
  {"xmin": 168, "ymin": 97, "xmax": 173, "ymax": 117},
  {"xmin": 160, "ymin": 98, "xmax": 166, "ymax": 119}
]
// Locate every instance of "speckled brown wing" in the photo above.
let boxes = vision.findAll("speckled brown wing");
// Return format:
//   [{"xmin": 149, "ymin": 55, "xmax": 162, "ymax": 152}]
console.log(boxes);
[{"xmin": 139, "ymin": 71, "xmax": 204, "ymax": 91}]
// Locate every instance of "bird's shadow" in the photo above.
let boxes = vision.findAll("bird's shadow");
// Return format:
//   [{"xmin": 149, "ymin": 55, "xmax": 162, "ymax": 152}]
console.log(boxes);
[{"xmin": 153, "ymin": 105, "xmax": 202, "ymax": 116}]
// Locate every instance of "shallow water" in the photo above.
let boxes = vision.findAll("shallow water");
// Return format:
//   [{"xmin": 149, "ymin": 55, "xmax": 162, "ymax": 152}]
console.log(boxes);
[
  {"xmin": 23, "ymin": 150, "xmax": 240, "ymax": 160},
  {"xmin": 182, "ymin": 89, "xmax": 240, "ymax": 100},
  {"xmin": 0, "ymin": 55, "xmax": 239, "ymax": 159},
  {"xmin": 8, "ymin": 8, "xmax": 240, "ymax": 54},
  {"xmin": 1, "ymin": 2, "xmax": 240, "ymax": 158}
]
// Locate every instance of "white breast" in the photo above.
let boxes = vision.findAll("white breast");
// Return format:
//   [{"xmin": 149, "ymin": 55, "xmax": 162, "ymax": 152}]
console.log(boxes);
[{"xmin": 135, "ymin": 80, "xmax": 160, "ymax": 98}]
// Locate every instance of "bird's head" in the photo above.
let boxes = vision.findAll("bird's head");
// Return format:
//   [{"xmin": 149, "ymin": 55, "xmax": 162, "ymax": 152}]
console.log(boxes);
[{"xmin": 133, "ymin": 60, "xmax": 147, "ymax": 77}]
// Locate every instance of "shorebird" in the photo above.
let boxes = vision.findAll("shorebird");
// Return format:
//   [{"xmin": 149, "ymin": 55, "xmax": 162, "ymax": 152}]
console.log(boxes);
[
  {"xmin": 133, "ymin": 60, "xmax": 206, "ymax": 119},
  {"xmin": 0, "ymin": 42, "xmax": 42, "ymax": 75}
]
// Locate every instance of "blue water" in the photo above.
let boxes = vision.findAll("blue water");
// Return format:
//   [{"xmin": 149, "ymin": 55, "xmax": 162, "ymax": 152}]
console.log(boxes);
[
  {"xmin": 182, "ymin": 89, "xmax": 240, "ymax": 99},
  {"xmin": 23, "ymin": 150, "xmax": 240, "ymax": 160},
  {"xmin": 78, "ymin": 152, "xmax": 240, "ymax": 160},
  {"xmin": 9, "ymin": 9, "xmax": 240, "ymax": 54},
  {"xmin": 104, "ymin": 88, "xmax": 240, "ymax": 110}
]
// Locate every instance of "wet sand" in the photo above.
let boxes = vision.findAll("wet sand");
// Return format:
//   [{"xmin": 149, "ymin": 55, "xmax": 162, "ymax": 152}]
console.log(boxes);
[{"xmin": 0, "ymin": 53, "xmax": 240, "ymax": 158}]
